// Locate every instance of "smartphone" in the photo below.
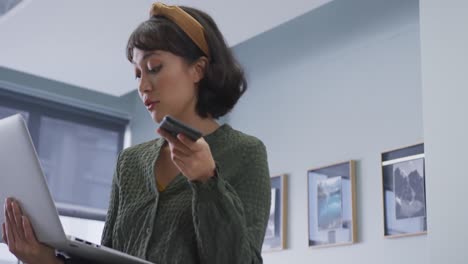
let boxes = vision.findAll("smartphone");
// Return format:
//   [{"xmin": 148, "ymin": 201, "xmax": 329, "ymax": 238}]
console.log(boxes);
[{"xmin": 159, "ymin": 115, "xmax": 202, "ymax": 141}]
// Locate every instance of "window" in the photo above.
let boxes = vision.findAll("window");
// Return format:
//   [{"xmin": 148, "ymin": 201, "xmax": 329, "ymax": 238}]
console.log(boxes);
[{"xmin": 0, "ymin": 87, "xmax": 128, "ymax": 221}]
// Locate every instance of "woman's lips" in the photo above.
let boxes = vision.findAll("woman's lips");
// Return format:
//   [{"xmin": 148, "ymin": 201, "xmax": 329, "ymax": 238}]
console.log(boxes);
[{"xmin": 147, "ymin": 101, "xmax": 159, "ymax": 110}]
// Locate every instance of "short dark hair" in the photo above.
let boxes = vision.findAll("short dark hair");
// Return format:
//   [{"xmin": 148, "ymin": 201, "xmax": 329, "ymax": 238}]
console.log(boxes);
[{"xmin": 126, "ymin": 6, "xmax": 247, "ymax": 119}]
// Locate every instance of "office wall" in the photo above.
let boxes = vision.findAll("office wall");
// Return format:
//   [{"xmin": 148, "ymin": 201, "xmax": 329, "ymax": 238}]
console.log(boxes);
[
  {"xmin": 230, "ymin": 0, "xmax": 426, "ymax": 263},
  {"xmin": 420, "ymin": 1, "xmax": 468, "ymax": 263}
]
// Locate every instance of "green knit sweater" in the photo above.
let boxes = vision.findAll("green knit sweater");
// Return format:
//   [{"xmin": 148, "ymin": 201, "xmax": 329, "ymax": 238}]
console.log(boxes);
[{"xmin": 79, "ymin": 124, "xmax": 270, "ymax": 264}]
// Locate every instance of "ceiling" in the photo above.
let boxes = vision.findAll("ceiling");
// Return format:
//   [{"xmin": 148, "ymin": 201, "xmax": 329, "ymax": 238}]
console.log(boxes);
[{"xmin": 0, "ymin": 0, "xmax": 333, "ymax": 96}]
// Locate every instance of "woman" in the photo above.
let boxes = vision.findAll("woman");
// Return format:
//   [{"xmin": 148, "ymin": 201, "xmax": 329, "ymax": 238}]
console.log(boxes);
[{"xmin": 2, "ymin": 2, "xmax": 271, "ymax": 264}]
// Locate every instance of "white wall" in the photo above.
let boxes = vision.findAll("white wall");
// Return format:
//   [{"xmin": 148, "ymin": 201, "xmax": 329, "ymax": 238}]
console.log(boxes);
[
  {"xmin": 420, "ymin": 1, "xmax": 468, "ymax": 264},
  {"xmin": 231, "ymin": 0, "xmax": 426, "ymax": 263}
]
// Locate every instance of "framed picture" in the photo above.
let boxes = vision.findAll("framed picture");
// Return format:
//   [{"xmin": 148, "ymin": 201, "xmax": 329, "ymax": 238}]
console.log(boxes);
[
  {"xmin": 381, "ymin": 143, "xmax": 427, "ymax": 238},
  {"xmin": 307, "ymin": 161, "xmax": 357, "ymax": 248},
  {"xmin": 262, "ymin": 174, "xmax": 287, "ymax": 252}
]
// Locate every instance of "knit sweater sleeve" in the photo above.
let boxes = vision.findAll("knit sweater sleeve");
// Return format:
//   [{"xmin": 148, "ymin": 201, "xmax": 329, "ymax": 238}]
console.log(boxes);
[{"xmin": 189, "ymin": 139, "xmax": 271, "ymax": 264}]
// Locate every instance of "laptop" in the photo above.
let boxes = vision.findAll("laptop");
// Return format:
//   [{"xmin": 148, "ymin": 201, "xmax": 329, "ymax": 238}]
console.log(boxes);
[{"xmin": 0, "ymin": 114, "xmax": 153, "ymax": 264}]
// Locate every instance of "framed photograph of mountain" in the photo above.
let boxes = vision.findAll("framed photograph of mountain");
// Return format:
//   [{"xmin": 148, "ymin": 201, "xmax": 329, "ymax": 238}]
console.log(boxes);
[
  {"xmin": 307, "ymin": 161, "xmax": 357, "ymax": 248},
  {"xmin": 381, "ymin": 143, "xmax": 427, "ymax": 238},
  {"xmin": 263, "ymin": 174, "xmax": 287, "ymax": 252}
]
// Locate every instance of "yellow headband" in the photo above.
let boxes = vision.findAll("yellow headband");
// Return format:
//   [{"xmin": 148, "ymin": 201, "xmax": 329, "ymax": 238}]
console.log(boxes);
[{"xmin": 150, "ymin": 2, "xmax": 210, "ymax": 57}]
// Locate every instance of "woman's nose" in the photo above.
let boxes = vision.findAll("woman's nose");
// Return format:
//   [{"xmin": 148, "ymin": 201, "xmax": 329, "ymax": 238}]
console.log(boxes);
[{"xmin": 138, "ymin": 75, "xmax": 152, "ymax": 94}]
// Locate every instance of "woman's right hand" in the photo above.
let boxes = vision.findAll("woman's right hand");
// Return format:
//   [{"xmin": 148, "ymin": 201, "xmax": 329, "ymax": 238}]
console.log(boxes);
[{"xmin": 2, "ymin": 197, "xmax": 63, "ymax": 264}]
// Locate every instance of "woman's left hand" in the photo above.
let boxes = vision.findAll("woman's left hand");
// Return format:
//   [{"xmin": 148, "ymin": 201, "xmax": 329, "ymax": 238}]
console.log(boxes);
[{"xmin": 157, "ymin": 128, "xmax": 216, "ymax": 182}]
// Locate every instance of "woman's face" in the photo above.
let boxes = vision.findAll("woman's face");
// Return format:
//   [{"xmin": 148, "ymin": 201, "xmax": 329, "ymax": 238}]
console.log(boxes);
[{"xmin": 132, "ymin": 48, "xmax": 202, "ymax": 123}]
